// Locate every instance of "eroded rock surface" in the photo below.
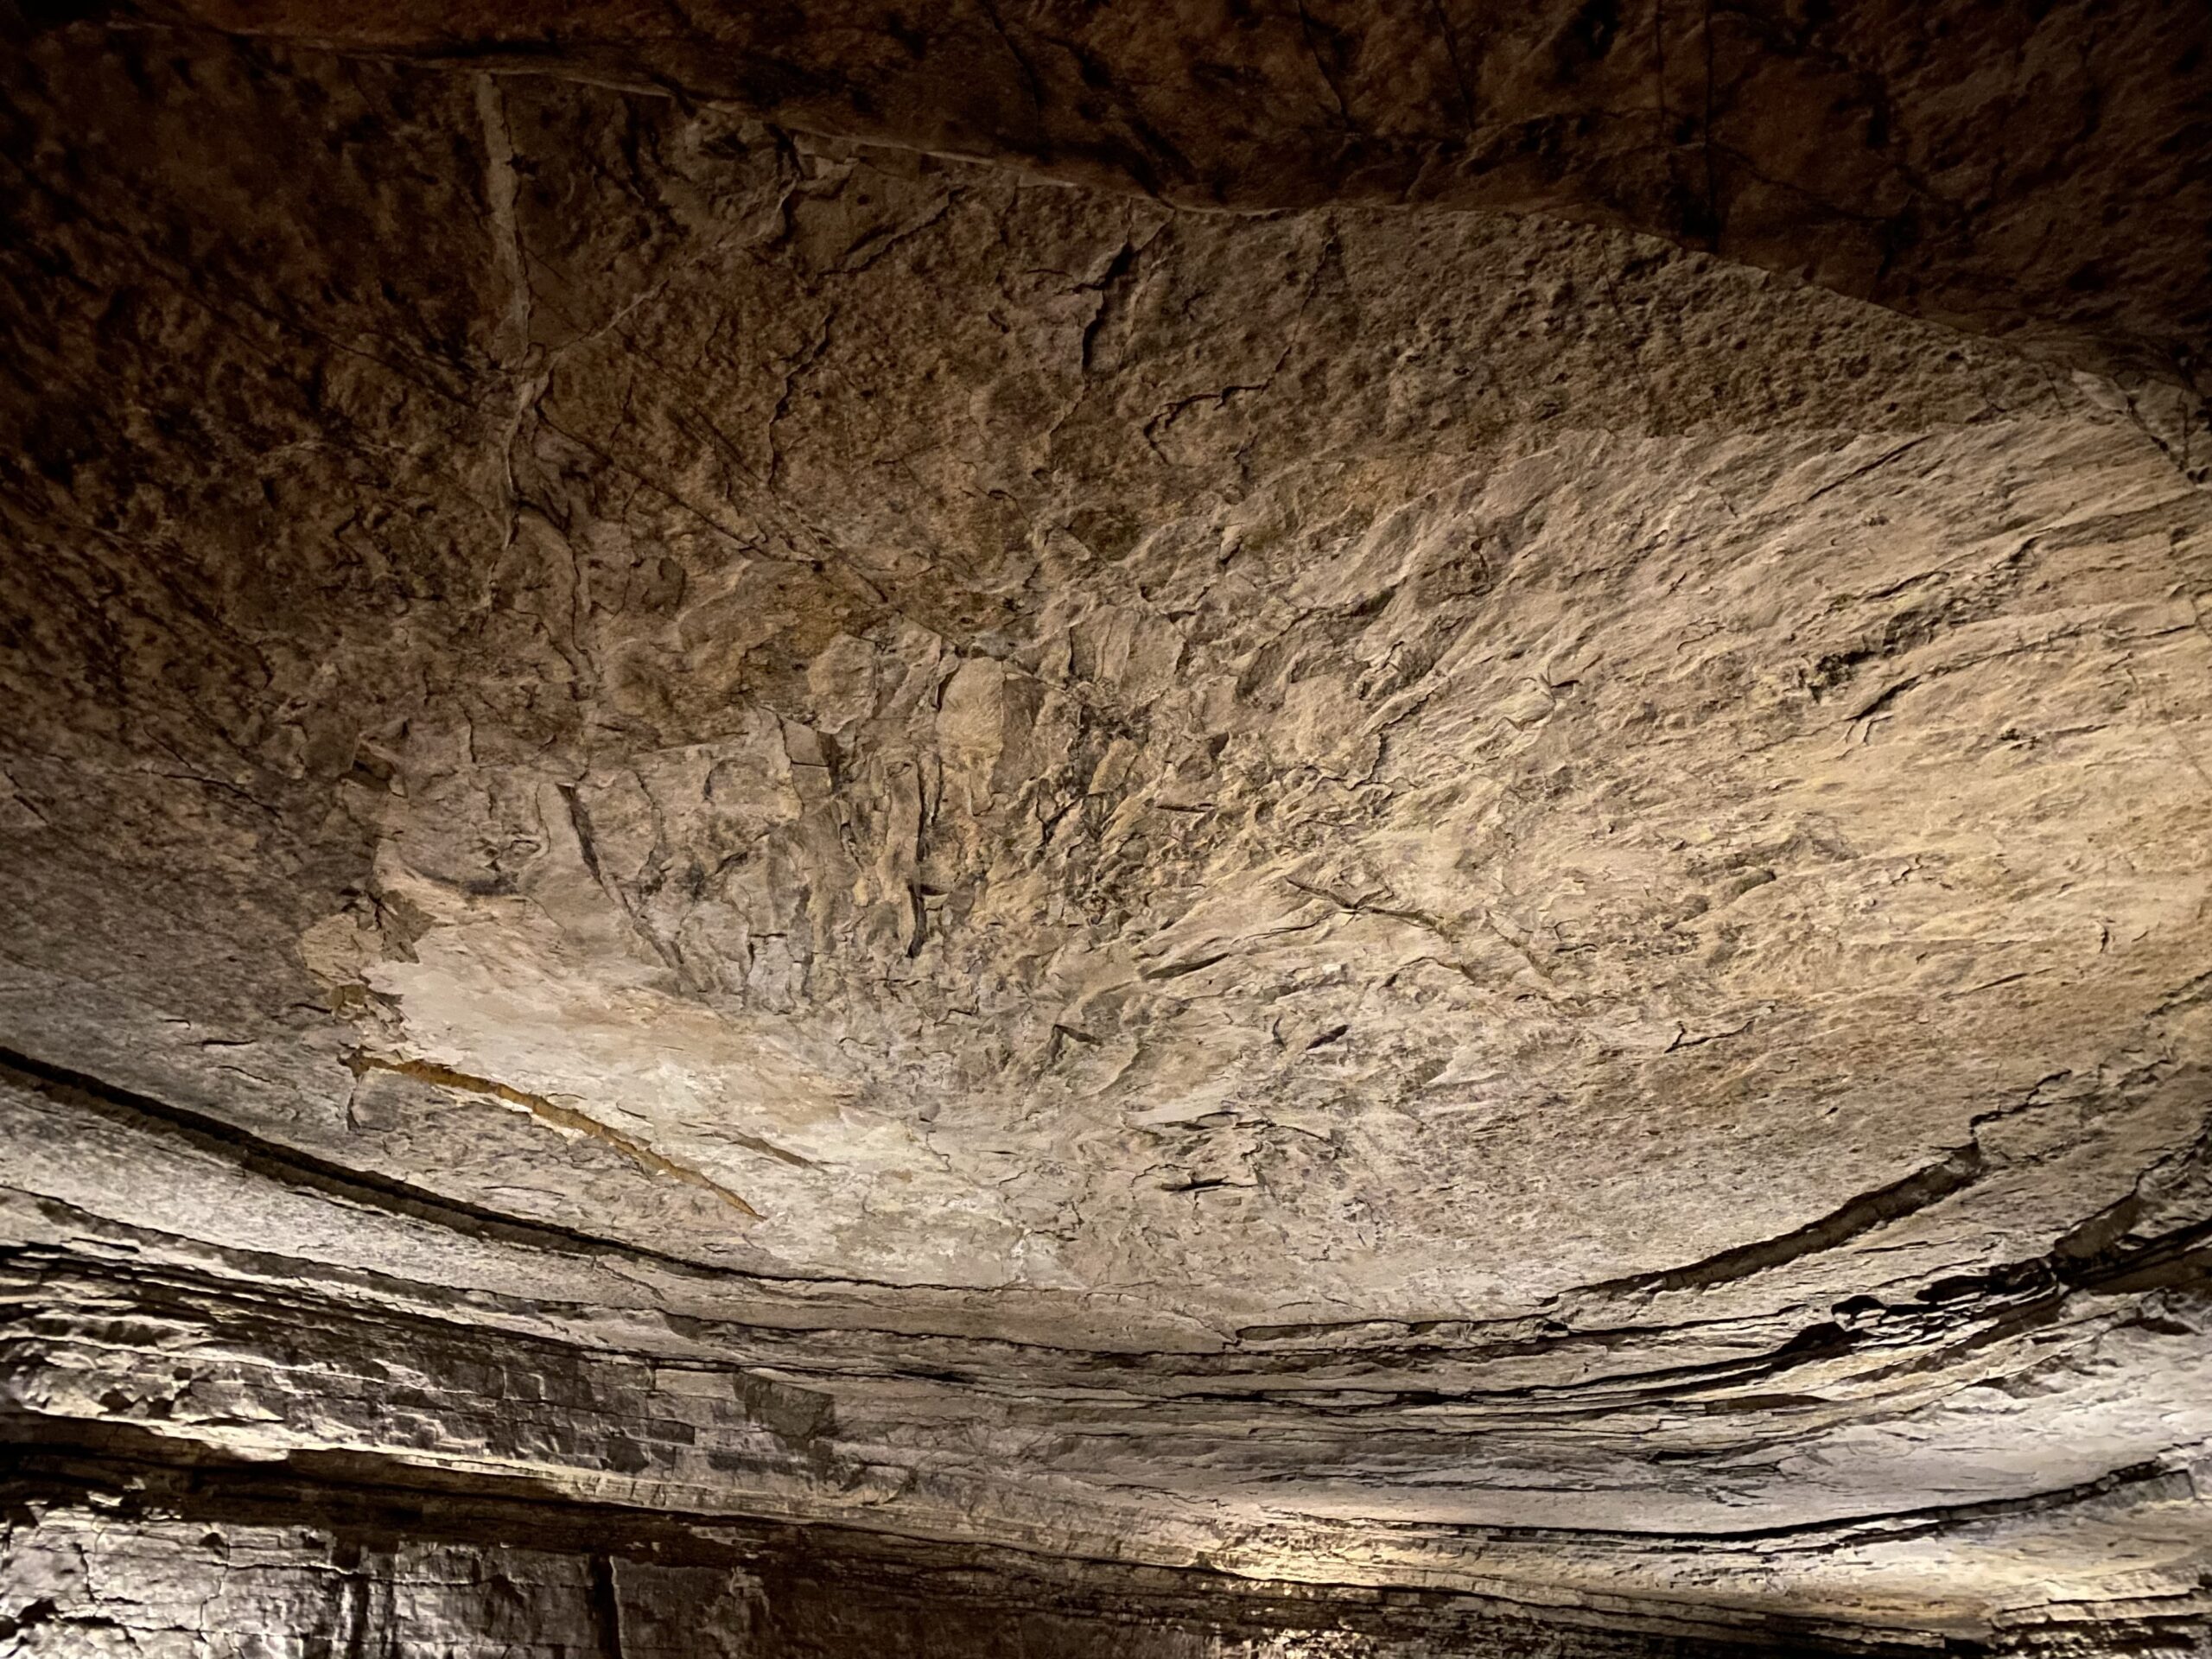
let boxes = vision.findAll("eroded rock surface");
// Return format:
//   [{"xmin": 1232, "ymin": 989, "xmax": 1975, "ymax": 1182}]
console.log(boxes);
[
  {"xmin": 3, "ymin": 1446, "xmax": 1905, "ymax": 1658},
  {"xmin": 130, "ymin": 0, "xmax": 2212, "ymax": 395},
  {"xmin": 3, "ymin": 10, "xmax": 2209, "ymax": 1654}
]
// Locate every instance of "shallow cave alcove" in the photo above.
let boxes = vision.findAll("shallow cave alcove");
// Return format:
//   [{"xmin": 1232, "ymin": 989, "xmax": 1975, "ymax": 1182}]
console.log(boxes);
[{"xmin": 3, "ymin": 2, "xmax": 2210, "ymax": 1654}]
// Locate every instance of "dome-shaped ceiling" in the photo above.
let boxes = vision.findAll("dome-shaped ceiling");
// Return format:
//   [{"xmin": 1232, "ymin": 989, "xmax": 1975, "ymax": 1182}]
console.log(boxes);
[{"xmin": 3, "ymin": 5, "xmax": 2209, "ymax": 1653}]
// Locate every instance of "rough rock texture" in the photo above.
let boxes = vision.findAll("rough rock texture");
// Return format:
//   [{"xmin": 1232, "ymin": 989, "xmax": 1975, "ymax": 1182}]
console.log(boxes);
[
  {"xmin": 3, "ymin": 1445, "xmax": 1909, "ymax": 1657},
  {"xmin": 3, "ymin": 6, "xmax": 2211, "ymax": 1654},
  {"xmin": 124, "ymin": 0, "xmax": 2212, "ymax": 397}
]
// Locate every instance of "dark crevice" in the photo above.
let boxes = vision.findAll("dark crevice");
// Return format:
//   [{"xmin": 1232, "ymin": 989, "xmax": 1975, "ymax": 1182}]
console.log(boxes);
[{"xmin": 1572, "ymin": 1147, "xmax": 1987, "ymax": 1300}]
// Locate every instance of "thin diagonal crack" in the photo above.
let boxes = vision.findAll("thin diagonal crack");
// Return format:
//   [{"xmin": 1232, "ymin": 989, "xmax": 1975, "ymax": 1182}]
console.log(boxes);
[{"xmin": 343, "ymin": 1052, "xmax": 782, "ymax": 1212}]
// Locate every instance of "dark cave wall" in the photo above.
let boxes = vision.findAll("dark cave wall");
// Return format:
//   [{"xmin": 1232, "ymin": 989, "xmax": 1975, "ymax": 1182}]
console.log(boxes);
[
  {"xmin": 111, "ymin": 0, "xmax": 2212, "ymax": 390},
  {"xmin": 0, "ymin": 1455, "xmax": 1866, "ymax": 1659},
  {"xmin": 3, "ymin": 8, "xmax": 2211, "ymax": 1658}
]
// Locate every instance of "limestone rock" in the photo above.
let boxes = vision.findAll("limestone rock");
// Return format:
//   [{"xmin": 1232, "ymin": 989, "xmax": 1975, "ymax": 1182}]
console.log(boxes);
[{"xmin": 3, "ymin": 8, "xmax": 2209, "ymax": 1653}]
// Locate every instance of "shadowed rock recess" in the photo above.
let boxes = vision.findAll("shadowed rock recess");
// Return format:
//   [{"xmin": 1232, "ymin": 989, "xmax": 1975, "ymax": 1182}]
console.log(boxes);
[{"xmin": 3, "ymin": 2, "xmax": 2210, "ymax": 1653}]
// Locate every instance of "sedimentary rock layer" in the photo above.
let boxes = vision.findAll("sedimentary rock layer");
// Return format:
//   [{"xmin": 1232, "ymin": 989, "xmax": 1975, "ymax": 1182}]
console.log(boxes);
[{"xmin": 7, "ymin": 1440, "xmax": 1946, "ymax": 1657}]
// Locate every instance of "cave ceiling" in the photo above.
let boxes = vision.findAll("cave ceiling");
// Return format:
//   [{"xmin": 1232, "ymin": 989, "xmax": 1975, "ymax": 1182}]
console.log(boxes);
[{"xmin": 3, "ymin": 2, "xmax": 2211, "ymax": 1651}]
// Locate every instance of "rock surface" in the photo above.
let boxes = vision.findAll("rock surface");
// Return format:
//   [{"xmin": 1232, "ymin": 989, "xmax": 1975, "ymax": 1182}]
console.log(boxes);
[
  {"xmin": 129, "ymin": 0, "xmax": 2212, "ymax": 394},
  {"xmin": 3, "ymin": 7, "xmax": 2210, "ymax": 1653},
  {"xmin": 3, "ymin": 1442, "xmax": 1898, "ymax": 1657}
]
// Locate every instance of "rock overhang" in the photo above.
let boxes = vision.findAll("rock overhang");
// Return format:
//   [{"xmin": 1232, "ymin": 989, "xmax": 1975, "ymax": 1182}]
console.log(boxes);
[{"xmin": 2, "ymin": 5, "xmax": 2209, "ymax": 1651}]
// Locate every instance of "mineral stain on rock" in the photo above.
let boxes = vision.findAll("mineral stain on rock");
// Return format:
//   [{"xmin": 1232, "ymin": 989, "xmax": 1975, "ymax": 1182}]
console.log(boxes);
[{"xmin": 342, "ymin": 1047, "xmax": 773, "ymax": 1217}]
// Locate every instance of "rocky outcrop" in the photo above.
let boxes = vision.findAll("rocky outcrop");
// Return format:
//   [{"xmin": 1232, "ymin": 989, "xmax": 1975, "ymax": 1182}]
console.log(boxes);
[
  {"xmin": 6, "ymin": 1442, "xmax": 1918, "ymax": 1658},
  {"xmin": 3, "ymin": 9, "xmax": 2209, "ymax": 1654}
]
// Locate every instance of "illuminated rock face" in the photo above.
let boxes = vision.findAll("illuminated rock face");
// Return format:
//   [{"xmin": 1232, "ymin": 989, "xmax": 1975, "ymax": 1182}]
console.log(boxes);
[{"xmin": 2, "ymin": 7, "xmax": 2209, "ymax": 1654}]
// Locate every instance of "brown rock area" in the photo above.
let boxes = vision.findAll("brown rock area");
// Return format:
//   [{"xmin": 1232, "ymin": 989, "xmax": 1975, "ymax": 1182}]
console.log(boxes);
[{"xmin": 3, "ymin": 5, "xmax": 2210, "ymax": 1653}]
